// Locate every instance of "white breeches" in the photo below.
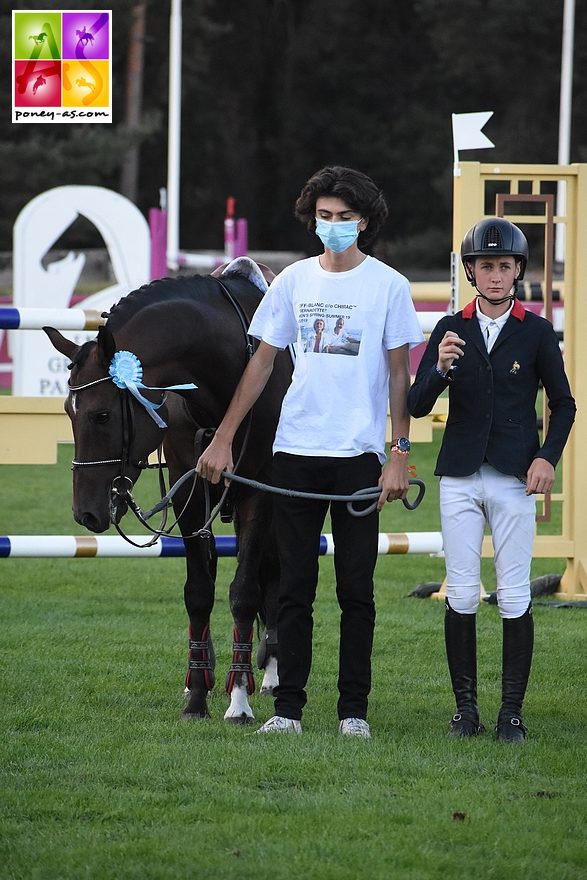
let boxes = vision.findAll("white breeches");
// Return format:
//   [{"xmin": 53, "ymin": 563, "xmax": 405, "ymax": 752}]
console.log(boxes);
[{"xmin": 440, "ymin": 464, "xmax": 536, "ymax": 619}]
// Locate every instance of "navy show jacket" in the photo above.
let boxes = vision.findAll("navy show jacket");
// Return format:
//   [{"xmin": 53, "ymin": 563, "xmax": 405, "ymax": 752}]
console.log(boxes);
[{"xmin": 408, "ymin": 298, "xmax": 576, "ymax": 478}]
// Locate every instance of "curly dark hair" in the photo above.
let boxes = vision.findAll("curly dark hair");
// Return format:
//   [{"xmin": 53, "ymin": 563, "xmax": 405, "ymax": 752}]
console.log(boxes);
[{"xmin": 294, "ymin": 165, "xmax": 389, "ymax": 247}]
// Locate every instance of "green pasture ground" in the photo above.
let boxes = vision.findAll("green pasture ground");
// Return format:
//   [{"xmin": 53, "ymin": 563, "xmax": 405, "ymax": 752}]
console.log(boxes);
[{"xmin": 1, "ymin": 438, "xmax": 585, "ymax": 880}]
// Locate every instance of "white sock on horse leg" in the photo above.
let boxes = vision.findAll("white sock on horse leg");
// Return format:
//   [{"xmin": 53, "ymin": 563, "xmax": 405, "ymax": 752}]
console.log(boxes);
[
  {"xmin": 260, "ymin": 656, "xmax": 279, "ymax": 696},
  {"xmin": 224, "ymin": 682, "xmax": 254, "ymax": 720}
]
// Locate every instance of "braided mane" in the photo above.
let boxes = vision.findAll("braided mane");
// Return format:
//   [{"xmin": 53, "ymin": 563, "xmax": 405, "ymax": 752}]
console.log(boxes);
[{"xmin": 104, "ymin": 274, "xmax": 220, "ymax": 334}]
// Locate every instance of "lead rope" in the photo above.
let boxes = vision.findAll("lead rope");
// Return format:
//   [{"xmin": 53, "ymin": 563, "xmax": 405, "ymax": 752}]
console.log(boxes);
[
  {"xmin": 114, "ymin": 431, "xmax": 206, "ymax": 547},
  {"xmin": 141, "ymin": 468, "xmax": 426, "ymax": 521}
]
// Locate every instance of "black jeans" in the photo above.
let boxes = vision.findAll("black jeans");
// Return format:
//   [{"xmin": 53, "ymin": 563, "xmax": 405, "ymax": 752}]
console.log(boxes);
[{"xmin": 271, "ymin": 452, "xmax": 381, "ymax": 721}]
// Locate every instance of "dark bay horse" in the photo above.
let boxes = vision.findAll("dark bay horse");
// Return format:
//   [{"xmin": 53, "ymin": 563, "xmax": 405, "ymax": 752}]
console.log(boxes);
[{"xmin": 44, "ymin": 266, "xmax": 292, "ymax": 722}]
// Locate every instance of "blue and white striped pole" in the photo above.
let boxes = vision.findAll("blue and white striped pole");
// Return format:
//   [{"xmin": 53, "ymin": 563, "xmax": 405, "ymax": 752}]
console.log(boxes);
[
  {"xmin": 0, "ymin": 307, "xmax": 107, "ymax": 331},
  {"xmin": 0, "ymin": 533, "xmax": 444, "ymax": 559}
]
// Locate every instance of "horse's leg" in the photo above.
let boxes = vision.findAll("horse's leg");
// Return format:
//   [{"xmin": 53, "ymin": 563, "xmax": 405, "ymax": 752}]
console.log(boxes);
[
  {"xmin": 259, "ymin": 640, "xmax": 279, "ymax": 696},
  {"xmin": 182, "ymin": 531, "xmax": 218, "ymax": 719},
  {"xmin": 164, "ymin": 402, "xmax": 218, "ymax": 720},
  {"xmin": 223, "ymin": 489, "xmax": 271, "ymax": 723},
  {"xmin": 256, "ymin": 510, "xmax": 280, "ymax": 696}
]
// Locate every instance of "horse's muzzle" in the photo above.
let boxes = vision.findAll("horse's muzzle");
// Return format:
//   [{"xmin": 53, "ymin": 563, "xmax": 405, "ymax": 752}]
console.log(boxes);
[{"xmin": 73, "ymin": 508, "xmax": 114, "ymax": 533}]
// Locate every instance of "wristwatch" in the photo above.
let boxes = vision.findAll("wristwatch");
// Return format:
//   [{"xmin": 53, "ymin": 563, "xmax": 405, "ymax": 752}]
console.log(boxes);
[{"xmin": 390, "ymin": 437, "xmax": 411, "ymax": 454}]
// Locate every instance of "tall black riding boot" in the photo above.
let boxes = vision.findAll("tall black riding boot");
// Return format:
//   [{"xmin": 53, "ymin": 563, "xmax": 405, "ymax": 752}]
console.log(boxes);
[
  {"xmin": 496, "ymin": 604, "xmax": 534, "ymax": 743},
  {"xmin": 444, "ymin": 600, "xmax": 484, "ymax": 736}
]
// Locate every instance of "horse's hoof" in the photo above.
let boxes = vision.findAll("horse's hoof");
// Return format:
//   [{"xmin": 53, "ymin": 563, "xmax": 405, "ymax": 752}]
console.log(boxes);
[
  {"xmin": 181, "ymin": 709, "xmax": 210, "ymax": 721},
  {"xmin": 224, "ymin": 712, "xmax": 255, "ymax": 725}
]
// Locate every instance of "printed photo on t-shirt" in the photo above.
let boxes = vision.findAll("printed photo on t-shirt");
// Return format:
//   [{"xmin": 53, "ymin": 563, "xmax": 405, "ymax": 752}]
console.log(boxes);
[{"xmin": 299, "ymin": 304, "xmax": 362, "ymax": 356}]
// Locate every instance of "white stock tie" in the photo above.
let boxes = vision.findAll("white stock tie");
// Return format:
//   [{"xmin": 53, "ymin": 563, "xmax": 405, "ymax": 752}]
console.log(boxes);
[{"xmin": 485, "ymin": 321, "xmax": 499, "ymax": 353}]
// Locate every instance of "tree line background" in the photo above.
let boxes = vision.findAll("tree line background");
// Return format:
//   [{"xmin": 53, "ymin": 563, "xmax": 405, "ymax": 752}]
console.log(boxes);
[{"xmin": 2, "ymin": 0, "xmax": 586, "ymax": 275}]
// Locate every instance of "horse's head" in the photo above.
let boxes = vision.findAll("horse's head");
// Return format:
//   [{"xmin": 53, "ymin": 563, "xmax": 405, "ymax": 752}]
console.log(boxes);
[{"xmin": 44, "ymin": 325, "xmax": 168, "ymax": 533}]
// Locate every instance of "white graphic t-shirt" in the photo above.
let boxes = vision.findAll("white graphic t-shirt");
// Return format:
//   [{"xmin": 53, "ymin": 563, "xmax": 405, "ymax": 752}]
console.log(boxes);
[{"xmin": 248, "ymin": 255, "xmax": 424, "ymax": 462}]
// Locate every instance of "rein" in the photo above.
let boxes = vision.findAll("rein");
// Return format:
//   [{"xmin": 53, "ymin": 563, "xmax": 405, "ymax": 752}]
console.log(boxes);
[{"xmin": 141, "ymin": 469, "xmax": 426, "ymax": 520}]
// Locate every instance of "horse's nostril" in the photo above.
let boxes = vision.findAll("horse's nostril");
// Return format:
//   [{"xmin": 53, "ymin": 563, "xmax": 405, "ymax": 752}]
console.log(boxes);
[{"xmin": 79, "ymin": 512, "xmax": 106, "ymax": 533}]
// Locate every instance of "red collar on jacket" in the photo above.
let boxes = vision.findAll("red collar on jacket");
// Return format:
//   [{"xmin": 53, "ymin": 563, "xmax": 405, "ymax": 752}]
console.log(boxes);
[{"xmin": 462, "ymin": 297, "xmax": 526, "ymax": 321}]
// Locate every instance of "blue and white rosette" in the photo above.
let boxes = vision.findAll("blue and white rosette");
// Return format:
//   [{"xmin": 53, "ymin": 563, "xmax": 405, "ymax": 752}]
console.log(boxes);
[{"xmin": 108, "ymin": 350, "xmax": 197, "ymax": 428}]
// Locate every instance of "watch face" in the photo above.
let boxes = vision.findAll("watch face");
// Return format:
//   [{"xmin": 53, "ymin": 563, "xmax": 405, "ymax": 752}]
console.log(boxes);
[{"xmin": 397, "ymin": 437, "xmax": 411, "ymax": 453}]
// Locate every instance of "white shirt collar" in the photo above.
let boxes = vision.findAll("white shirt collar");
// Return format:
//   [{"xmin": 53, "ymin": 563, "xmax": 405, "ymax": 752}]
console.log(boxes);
[{"xmin": 475, "ymin": 299, "xmax": 513, "ymax": 332}]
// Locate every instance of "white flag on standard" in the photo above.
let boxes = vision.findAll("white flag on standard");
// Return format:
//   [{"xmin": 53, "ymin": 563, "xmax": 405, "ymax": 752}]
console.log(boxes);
[{"xmin": 452, "ymin": 111, "xmax": 494, "ymax": 154}]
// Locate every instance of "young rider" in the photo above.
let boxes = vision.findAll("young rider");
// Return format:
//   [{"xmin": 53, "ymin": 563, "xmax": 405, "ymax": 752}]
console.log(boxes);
[{"xmin": 408, "ymin": 217, "xmax": 575, "ymax": 742}]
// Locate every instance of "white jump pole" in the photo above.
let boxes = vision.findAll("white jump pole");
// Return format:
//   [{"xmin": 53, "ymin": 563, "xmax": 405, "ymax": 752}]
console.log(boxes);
[
  {"xmin": 555, "ymin": 0, "xmax": 576, "ymax": 265},
  {"xmin": 0, "ymin": 533, "xmax": 444, "ymax": 559},
  {"xmin": 0, "ymin": 307, "xmax": 446, "ymax": 335},
  {"xmin": 0, "ymin": 307, "xmax": 107, "ymax": 331},
  {"xmin": 166, "ymin": 0, "xmax": 182, "ymax": 271}
]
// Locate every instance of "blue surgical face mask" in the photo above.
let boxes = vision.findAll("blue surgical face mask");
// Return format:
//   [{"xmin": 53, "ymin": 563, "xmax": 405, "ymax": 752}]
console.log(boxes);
[{"xmin": 315, "ymin": 217, "xmax": 362, "ymax": 253}]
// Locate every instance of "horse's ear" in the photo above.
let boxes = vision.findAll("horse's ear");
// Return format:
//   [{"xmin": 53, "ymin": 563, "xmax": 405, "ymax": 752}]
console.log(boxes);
[
  {"xmin": 43, "ymin": 327, "xmax": 80, "ymax": 360},
  {"xmin": 96, "ymin": 324, "xmax": 116, "ymax": 367},
  {"xmin": 210, "ymin": 263, "xmax": 229, "ymax": 278},
  {"xmin": 257, "ymin": 262, "xmax": 276, "ymax": 285}
]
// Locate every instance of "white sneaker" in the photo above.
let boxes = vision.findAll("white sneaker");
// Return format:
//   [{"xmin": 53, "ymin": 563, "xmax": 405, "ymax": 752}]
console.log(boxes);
[
  {"xmin": 339, "ymin": 717, "xmax": 371, "ymax": 739},
  {"xmin": 255, "ymin": 715, "xmax": 302, "ymax": 734}
]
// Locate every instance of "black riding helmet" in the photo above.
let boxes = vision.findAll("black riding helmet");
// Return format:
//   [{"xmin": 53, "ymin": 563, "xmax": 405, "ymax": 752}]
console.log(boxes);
[{"xmin": 461, "ymin": 218, "xmax": 529, "ymax": 283}]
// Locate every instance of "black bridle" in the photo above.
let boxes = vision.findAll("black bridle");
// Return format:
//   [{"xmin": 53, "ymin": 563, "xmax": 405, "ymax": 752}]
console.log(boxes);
[
  {"xmin": 68, "ymin": 375, "xmax": 150, "ymax": 471},
  {"xmin": 66, "ymin": 276, "xmax": 258, "ymax": 546},
  {"xmin": 68, "ymin": 374, "xmax": 171, "ymax": 543}
]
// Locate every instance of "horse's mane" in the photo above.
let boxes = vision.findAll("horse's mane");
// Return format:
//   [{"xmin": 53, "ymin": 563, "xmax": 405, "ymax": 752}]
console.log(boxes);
[{"xmin": 104, "ymin": 274, "xmax": 222, "ymax": 335}]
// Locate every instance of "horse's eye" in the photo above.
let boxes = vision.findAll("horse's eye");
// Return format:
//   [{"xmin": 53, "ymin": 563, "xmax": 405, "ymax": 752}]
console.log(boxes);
[{"xmin": 90, "ymin": 411, "xmax": 110, "ymax": 424}]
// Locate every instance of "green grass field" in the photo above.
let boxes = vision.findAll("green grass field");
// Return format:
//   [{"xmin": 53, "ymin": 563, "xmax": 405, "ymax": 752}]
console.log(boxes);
[{"xmin": 1, "ymin": 438, "xmax": 586, "ymax": 880}]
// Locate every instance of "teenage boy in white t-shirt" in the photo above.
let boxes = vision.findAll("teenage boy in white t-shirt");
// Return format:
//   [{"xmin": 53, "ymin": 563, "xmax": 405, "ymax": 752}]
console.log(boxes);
[{"xmin": 196, "ymin": 166, "xmax": 424, "ymax": 738}]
